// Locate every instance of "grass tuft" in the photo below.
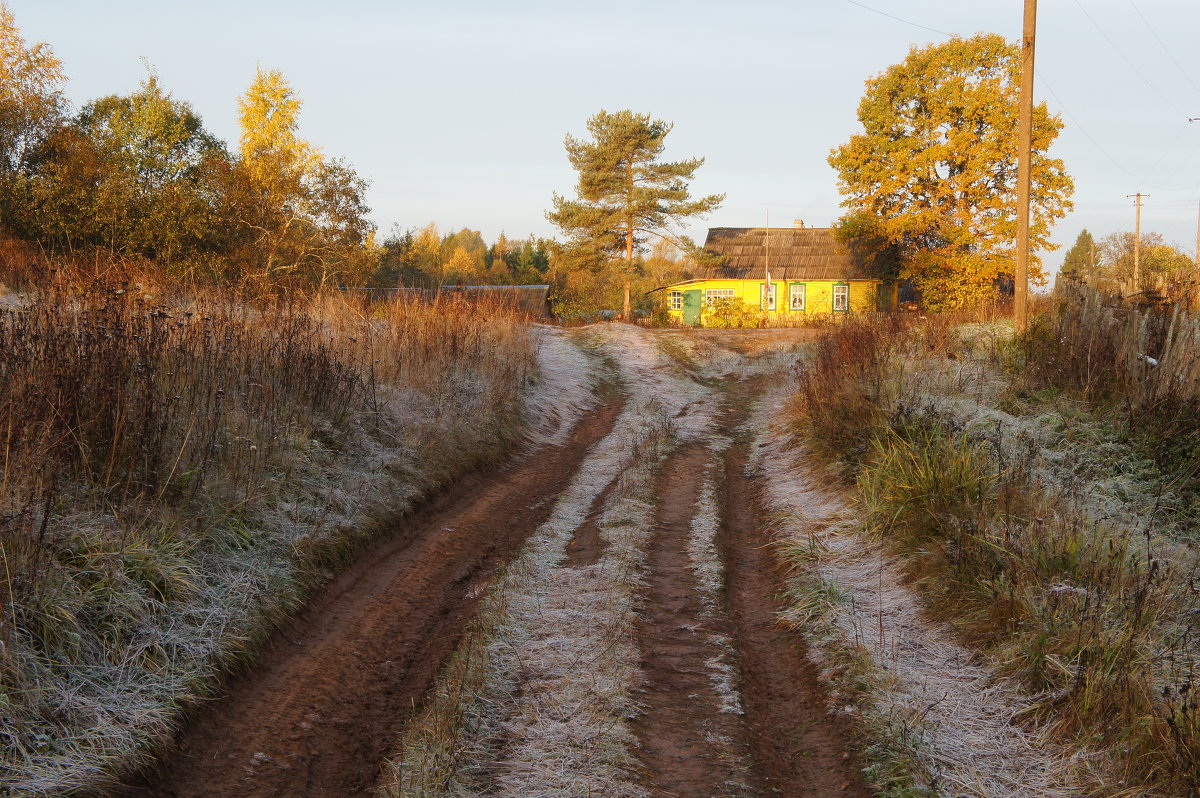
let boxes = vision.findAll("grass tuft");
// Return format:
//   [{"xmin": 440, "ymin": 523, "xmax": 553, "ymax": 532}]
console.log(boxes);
[{"xmin": 0, "ymin": 270, "xmax": 536, "ymax": 794}]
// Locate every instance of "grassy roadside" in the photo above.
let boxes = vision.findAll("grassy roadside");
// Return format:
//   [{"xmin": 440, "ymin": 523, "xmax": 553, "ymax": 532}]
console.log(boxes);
[
  {"xmin": 786, "ymin": 302, "xmax": 1200, "ymax": 797},
  {"xmin": 0, "ymin": 273, "xmax": 536, "ymax": 795}
]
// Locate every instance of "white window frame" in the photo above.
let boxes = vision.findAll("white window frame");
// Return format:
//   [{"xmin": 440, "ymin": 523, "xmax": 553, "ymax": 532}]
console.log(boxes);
[
  {"xmin": 705, "ymin": 288, "xmax": 736, "ymax": 307},
  {"xmin": 789, "ymin": 283, "xmax": 806, "ymax": 311},
  {"xmin": 669, "ymin": 290, "xmax": 683, "ymax": 310},
  {"xmin": 833, "ymin": 283, "xmax": 850, "ymax": 312},
  {"xmin": 761, "ymin": 282, "xmax": 776, "ymax": 311}
]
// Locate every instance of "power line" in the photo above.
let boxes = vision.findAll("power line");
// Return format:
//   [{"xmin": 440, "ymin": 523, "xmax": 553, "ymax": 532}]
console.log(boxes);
[
  {"xmin": 838, "ymin": 0, "xmax": 1200, "ymax": 194},
  {"xmin": 1070, "ymin": 0, "xmax": 1190, "ymax": 119},
  {"xmin": 1126, "ymin": 0, "xmax": 1200, "ymax": 99},
  {"xmin": 841, "ymin": 0, "xmax": 950, "ymax": 38},
  {"xmin": 1035, "ymin": 74, "xmax": 1146, "ymax": 183},
  {"xmin": 1037, "ymin": 74, "xmax": 1200, "ymax": 193},
  {"xmin": 1143, "ymin": 121, "xmax": 1189, "ymax": 184}
]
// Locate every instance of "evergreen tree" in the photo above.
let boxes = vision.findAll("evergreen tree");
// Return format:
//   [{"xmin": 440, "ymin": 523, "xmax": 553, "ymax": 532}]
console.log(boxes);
[
  {"xmin": 1060, "ymin": 228, "xmax": 1095, "ymax": 281},
  {"xmin": 547, "ymin": 109, "xmax": 723, "ymax": 319}
]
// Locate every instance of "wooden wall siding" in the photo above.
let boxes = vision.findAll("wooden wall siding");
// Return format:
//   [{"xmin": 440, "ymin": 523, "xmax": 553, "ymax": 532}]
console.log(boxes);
[
  {"xmin": 665, "ymin": 279, "xmax": 879, "ymax": 323},
  {"xmin": 699, "ymin": 227, "xmax": 875, "ymax": 281}
]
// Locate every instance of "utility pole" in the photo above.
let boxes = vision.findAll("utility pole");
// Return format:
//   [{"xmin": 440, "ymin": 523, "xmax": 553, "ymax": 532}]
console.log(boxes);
[
  {"xmin": 1190, "ymin": 120, "xmax": 1200, "ymax": 270},
  {"xmin": 1014, "ymin": 0, "xmax": 1037, "ymax": 331},
  {"xmin": 1127, "ymin": 192, "xmax": 1148, "ymax": 292}
]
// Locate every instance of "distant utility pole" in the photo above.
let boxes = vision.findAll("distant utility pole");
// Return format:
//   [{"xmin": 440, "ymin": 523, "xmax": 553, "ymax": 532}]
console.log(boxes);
[
  {"xmin": 1127, "ymin": 192, "xmax": 1148, "ymax": 291},
  {"xmin": 1014, "ymin": 0, "xmax": 1037, "ymax": 331},
  {"xmin": 1191, "ymin": 119, "xmax": 1199, "ymax": 269}
]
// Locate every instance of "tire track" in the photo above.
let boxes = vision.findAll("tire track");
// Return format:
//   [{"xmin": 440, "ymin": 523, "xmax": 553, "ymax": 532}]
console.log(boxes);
[
  {"xmin": 717, "ymin": 384, "xmax": 871, "ymax": 798},
  {"xmin": 119, "ymin": 397, "xmax": 623, "ymax": 798},
  {"xmin": 631, "ymin": 443, "xmax": 750, "ymax": 796}
]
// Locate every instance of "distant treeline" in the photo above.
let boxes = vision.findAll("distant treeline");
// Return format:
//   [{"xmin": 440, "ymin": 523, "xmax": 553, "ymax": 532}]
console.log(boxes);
[
  {"xmin": 372, "ymin": 225, "xmax": 554, "ymax": 289},
  {"xmin": 0, "ymin": 6, "xmax": 696, "ymax": 311}
]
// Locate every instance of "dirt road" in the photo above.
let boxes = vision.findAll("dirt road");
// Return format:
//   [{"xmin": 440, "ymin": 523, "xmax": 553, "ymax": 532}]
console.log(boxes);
[{"xmin": 123, "ymin": 326, "xmax": 867, "ymax": 798}]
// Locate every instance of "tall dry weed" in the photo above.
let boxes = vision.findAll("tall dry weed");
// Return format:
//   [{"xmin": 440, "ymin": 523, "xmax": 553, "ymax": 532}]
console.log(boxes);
[
  {"xmin": 0, "ymin": 272, "xmax": 535, "ymax": 794},
  {"xmin": 791, "ymin": 307, "xmax": 1200, "ymax": 796}
]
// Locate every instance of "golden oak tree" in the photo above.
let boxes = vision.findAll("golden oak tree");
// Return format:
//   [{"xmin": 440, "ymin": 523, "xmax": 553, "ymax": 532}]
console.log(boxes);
[{"xmin": 830, "ymin": 34, "xmax": 1074, "ymax": 310}]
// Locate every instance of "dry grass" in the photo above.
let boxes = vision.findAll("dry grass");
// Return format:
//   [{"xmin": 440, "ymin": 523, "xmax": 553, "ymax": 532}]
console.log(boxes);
[
  {"xmin": 0, "ymin": 271, "xmax": 537, "ymax": 795},
  {"xmin": 786, "ymin": 306, "xmax": 1200, "ymax": 796},
  {"xmin": 747, "ymin": 348, "xmax": 1073, "ymax": 797}
]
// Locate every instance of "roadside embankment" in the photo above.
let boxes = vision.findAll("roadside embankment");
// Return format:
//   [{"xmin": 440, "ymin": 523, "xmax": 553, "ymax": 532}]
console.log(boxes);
[
  {"xmin": 783, "ymin": 305, "xmax": 1200, "ymax": 797},
  {"xmin": 0, "ymin": 283, "xmax": 553, "ymax": 795}
]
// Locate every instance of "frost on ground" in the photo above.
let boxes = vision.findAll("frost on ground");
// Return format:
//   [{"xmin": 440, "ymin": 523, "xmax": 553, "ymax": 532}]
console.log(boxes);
[
  {"xmin": 891, "ymin": 332, "xmax": 1180, "ymax": 534},
  {"xmin": 522, "ymin": 325, "xmax": 599, "ymax": 447},
  {"xmin": 686, "ymin": 470, "xmax": 749, "ymax": 728},
  {"xmin": 386, "ymin": 324, "xmax": 759, "ymax": 797},
  {"xmin": 2, "ymin": 314, "xmax": 543, "ymax": 797},
  {"xmin": 750, "ymin": 377, "xmax": 1083, "ymax": 798}
]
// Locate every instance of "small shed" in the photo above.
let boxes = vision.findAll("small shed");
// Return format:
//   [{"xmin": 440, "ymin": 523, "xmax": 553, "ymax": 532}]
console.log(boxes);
[{"xmin": 440, "ymin": 285, "xmax": 554, "ymax": 320}]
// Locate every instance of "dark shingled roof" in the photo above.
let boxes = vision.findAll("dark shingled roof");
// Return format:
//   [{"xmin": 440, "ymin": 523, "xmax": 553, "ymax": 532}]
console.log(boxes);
[{"xmin": 698, "ymin": 227, "xmax": 876, "ymax": 281}]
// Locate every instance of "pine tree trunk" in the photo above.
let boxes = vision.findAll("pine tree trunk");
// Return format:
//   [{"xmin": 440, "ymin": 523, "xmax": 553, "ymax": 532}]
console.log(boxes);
[{"xmin": 624, "ymin": 219, "xmax": 633, "ymax": 320}]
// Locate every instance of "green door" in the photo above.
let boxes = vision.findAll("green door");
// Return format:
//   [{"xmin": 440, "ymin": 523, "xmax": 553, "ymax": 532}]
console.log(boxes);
[{"xmin": 683, "ymin": 289, "xmax": 702, "ymax": 325}]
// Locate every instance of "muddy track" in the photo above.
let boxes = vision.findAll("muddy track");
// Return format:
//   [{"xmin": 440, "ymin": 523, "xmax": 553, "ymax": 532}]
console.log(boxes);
[
  {"xmin": 717, "ymin": 384, "xmax": 871, "ymax": 797},
  {"xmin": 631, "ymin": 443, "xmax": 749, "ymax": 796},
  {"xmin": 121, "ymin": 398, "xmax": 623, "ymax": 798}
]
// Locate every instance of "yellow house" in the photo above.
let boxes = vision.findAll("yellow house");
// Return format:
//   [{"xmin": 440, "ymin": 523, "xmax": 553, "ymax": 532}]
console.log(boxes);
[{"xmin": 655, "ymin": 224, "xmax": 887, "ymax": 325}]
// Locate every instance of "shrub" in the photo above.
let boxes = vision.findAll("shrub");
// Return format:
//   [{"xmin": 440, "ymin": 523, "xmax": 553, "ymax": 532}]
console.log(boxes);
[
  {"xmin": 703, "ymin": 297, "xmax": 762, "ymax": 328},
  {"xmin": 789, "ymin": 314, "xmax": 909, "ymax": 474},
  {"xmin": 793, "ymin": 306, "xmax": 1200, "ymax": 796}
]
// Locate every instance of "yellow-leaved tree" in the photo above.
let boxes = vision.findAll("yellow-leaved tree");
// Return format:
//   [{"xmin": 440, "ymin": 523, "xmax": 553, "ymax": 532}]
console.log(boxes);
[
  {"xmin": 234, "ymin": 67, "xmax": 372, "ymax": 288},
  {"xmin": 238, "ymin": 67, "xmax": 318, "ymax": 209},
  {"xmin": 0, "ymin": 2, "xmax": 66, "ymax": 233},
  {"xmin": 829, "ymin": 34, "xmax": 1074, "ymax": 310}
]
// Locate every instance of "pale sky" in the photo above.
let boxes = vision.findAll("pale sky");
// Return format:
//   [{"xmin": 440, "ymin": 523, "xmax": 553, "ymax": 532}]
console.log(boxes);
[{"xmin": 12, "ymin": 0, "xmax": 1200, "ymax": 274}]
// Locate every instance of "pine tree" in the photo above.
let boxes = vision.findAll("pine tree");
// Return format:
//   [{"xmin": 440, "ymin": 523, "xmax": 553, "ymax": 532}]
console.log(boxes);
[
  {"xmin": 1059, "ymin": 229, "xmax": 1095, "ymax": 281},
  {"xmin": 547, "ymin": 110, "xmax": 723, "ymax": 319}
]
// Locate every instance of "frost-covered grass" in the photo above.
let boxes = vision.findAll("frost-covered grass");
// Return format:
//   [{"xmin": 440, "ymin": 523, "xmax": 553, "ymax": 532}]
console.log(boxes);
[
  {"xmin": 0, "ymin": 284, "xmax": 538, "ymax": 796},
  {"xmin": 383, "ymin": 323, "xmax": 762, "ymax": 798},
  {"xmin": 757, "ymin": 374, "xmax": 1079, "ymax": 798},
  {"xmin": 787, "ymin": 310, "xmax": 1200, "ymax": 797}
]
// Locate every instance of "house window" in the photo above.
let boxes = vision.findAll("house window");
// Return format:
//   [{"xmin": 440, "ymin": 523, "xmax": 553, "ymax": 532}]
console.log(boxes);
[
  {"xmin": 833, "ymin": 283, "xmax": 850, "ymax": 311},
  {"xmin": 790, "ymin": 283, "xmax": 806, "ymax": 311},
  {"xmin": 705, "ymin": 288, "xmax": 735, "ymax": 306},
  {"xmin": 669, "ymin": 290, "xmax": 683, "ymax": 310},
  {"xmin": 761, "ymin": 282, "xmax": 776, "ymax": 310}
]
